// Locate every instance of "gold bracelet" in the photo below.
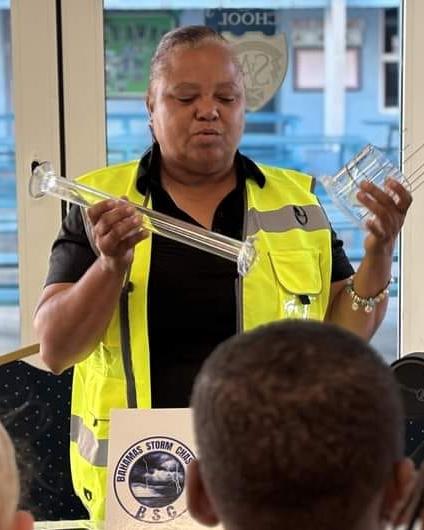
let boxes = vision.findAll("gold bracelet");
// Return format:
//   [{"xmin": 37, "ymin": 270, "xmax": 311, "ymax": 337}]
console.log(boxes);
[{"xmin": 345, "ymin": 275, "xmax": 391, "ymax": 313}]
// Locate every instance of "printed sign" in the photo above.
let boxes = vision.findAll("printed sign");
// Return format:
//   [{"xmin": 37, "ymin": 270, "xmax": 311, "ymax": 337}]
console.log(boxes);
[
  {"xmin": 205, "ymin": 8, "xmax": 277, "ymax": 36},
  {"xmin": 225, "ymin": 31, "xmax": 288, "ymax": 111},
  {"xmin": 106, "ymin": 408, "xmax": 222, "ymax": 530}
]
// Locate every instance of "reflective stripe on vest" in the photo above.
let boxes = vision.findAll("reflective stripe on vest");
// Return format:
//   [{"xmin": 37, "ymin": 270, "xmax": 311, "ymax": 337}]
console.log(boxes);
[
  {"xmin": 70, "ymin": 414, "xmax": 108, "ymax": 467},
  {"xmin": 246, "ymin": 204, "xmax": 329, "ymax": 236}
]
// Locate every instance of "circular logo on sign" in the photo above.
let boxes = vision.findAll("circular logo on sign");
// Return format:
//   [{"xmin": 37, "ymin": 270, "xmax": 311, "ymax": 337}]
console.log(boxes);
[{"xmin": 113, "ymin": 437, "xmax": 196, "ymax": 523}]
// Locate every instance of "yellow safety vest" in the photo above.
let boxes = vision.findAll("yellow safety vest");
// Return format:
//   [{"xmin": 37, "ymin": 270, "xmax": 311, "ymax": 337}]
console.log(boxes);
[{"xmin": 69, "ymin": 160, "xmax": 332, "ymax": 520}]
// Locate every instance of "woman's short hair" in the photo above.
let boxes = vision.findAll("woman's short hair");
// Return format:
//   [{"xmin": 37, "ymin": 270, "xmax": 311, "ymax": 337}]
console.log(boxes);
[
  {"xmin": 148, "ymin": 25, "xmax": 241, "ymax": 90},
  {"xmin": 191, "ymin": 320, "xmax": 404, "ymax": 530}
]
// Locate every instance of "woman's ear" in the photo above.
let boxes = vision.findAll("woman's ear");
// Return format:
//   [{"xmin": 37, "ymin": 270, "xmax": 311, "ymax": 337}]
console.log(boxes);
[
  {"xmin": 145, "ymin": 97, "xmax": 155, "ymax": 140},
  {"xmin": 186, "ymin": 460, "xmax": 220, "ymax": 527},
  {"xmin": 145, "ymin": 95, "xmax": 154, "ymax": 117}
]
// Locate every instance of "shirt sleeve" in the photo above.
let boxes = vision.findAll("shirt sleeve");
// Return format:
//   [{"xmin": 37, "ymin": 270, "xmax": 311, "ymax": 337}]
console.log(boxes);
[
  {"xmin": 331, "ymin": 227, "xmax": 355, "ymax": 282},
  {"xmin": 44, "ymin": 205, "xmax": 97, "ymax": 286}
]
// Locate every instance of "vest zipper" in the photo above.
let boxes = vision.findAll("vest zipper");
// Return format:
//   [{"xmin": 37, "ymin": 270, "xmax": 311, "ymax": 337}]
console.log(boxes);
[
  {"xmin": 235, "ymin": 187, "xmax": 248, "ymax": 334},
  {"xmin": 299, "ymin": 294, "xmax": 311, "ymax": 305},
  {"xmin": 92, "ymin": 417, "xmax": 109, "ymax": 428},
  {"xmin": 120, "ymin": 277, "xmax": 138, "ymax": 408}
]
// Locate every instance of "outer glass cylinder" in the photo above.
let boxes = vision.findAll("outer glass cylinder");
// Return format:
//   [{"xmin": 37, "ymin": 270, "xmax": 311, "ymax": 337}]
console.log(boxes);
[
  {"xmin": 29, "ymin": 162, "xmax": 257, "ymax": 276},
  {"xmin": 320, "ymin": 144, "xmax": 408, "ymax": 227}
]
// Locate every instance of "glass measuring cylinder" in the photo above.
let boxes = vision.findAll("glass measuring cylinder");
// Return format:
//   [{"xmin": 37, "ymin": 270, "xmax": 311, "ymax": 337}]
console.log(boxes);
[
  {"xmin": 320, "ymin": 144, "xmax": 410, "ymax": 227},
  {"xmin": 29, "ymin": 161, "xmax": 257, "ymax": 276}
]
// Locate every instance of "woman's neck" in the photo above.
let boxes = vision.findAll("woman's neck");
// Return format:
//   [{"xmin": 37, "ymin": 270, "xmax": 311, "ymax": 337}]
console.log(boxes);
[{"xmin": 160, "ymin": 160, "xmax": 237, "ymax": 229}]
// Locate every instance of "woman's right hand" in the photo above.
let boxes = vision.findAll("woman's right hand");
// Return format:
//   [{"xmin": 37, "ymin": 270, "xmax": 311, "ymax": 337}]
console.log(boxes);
[
  {"xmin": 87, "ymin": 198, "xmax": 148, "ymax": 274},
  {"xmin": 34, "ymin": 198, "xmax": 148, "ymax": 373}
]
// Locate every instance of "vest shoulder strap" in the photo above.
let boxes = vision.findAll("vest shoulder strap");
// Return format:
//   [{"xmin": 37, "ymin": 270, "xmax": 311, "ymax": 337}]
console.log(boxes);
[
  {"xmin": 256, "ymin": 163, "xmax": 315, "ymax": 194},
  {"xmin": 76, "ymin": 161, "xmax": 140, "ymax": 198}
]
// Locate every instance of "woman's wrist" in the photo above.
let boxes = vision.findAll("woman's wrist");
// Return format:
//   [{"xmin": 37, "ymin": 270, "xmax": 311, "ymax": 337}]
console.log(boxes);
[
  {"xmin": 345, "ymin": 275, "xmax": 391, "ymax": 313},
  {"xmin": 98, "ymin": 254, "xmax": 130, "ymax": 276},
  {"xmin": 364, "ymin": 233, "xmax": 396, "ymax": 259}
]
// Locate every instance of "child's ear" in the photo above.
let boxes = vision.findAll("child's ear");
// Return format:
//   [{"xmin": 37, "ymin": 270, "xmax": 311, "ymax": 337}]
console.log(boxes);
[
  {"xmin": 186, "ymin": 460, "xmax": 220, "ymax": 527},
  {"xmin": 11, "ymin": 511, "xmax": 34, "ymax": 530},
  {"xmin": 380, "ymin": 457, "xmax": 416, "ymax": 523}
]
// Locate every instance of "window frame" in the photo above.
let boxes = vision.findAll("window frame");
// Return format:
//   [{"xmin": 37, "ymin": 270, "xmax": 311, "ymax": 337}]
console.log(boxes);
[
  {"xmin": 10, "ymin": 0, "xmax": 106, "ymax": 356},
  {"xmin": 293, "ymin": 45, "xmax": 361, "ymax": 91},
  {"xmin": 380, "ymin": 6, "xmax": 400, "ymax": 114},
  {"xmin": 9, "ymin": 0, "xmax": 424, "ymax": 358},
  {"xmin": 400, "ymin": 0, "xmax": 424, "ymax": 355}
]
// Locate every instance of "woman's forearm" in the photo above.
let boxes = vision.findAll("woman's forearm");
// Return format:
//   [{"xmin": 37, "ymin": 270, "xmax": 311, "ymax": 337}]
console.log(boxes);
[
  {"xmin": 326, "ymin": 250, "xmax": 392, "ymax": 340},
  {"xmin": 34, "ymin": 258, "xmax": 127, "ymax": 373}
]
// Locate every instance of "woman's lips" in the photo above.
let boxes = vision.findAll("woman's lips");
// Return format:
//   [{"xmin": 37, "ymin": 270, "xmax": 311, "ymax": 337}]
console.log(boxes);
[{"xmin": 194, "ymin": 129, "xmax": 221, "ymax": 135}]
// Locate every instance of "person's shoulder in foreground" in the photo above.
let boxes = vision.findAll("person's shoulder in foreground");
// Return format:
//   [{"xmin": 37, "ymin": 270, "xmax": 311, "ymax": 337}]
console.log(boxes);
[
  {"xmin": 0, "ymin": 421, "xmax": 33, "ymax": 530},
  {"xmin": 187, "ymin": 320, "xmax": 414, "ymax": 530}
]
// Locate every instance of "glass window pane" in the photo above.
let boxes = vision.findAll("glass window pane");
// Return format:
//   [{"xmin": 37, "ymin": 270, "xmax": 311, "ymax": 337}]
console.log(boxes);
[
  {"xmin": 103, "ymin": 3, "xmax": 401, "ymax": 363},
  {"xmin": 385, "ymin": 61, "xmax": 399, "ymax": 108},
  {"xmin": 384, "ymin": 7, "xmax": 399, "ymax": 54},
  {"xmin": 0, "ymin": 2, "xmax": 19, "ymax": 353}
]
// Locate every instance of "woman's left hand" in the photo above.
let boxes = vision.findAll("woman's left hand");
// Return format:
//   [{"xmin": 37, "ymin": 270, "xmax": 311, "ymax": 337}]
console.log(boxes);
[{"xmin": 357, "ymin": 177, "xmax": 413, "ymax": 256}]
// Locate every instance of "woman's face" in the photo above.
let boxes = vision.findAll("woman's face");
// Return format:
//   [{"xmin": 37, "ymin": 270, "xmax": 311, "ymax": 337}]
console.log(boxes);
[{"xmin": 147, "ymin": 43, "xmax": 246, "ymax": 176}]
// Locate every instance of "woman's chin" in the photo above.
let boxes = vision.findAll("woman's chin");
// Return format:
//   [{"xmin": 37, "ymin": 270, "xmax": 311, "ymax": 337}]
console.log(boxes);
[
  {"xmin": 188, "ymin": 147, "xmax": 234, "ymax": 172},
  {"xmin": 192, "ymin": 159, "xmax": 229, "ymax": 176}
]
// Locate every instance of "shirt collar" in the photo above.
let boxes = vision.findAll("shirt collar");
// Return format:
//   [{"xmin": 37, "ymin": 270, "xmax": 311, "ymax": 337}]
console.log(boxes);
[{"xmin": 135, "ymin": 142, "xmax": 266, "ymax": 195}]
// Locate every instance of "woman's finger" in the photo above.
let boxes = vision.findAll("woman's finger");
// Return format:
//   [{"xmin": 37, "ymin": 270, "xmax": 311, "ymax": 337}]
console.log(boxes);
[
  {"xmin": 87, "ymin": 199, "xmax": 117, "ymax": 225},
  {"xmin": 97, "ymin": 214, "xmax": 142, "ymax": 255},
  {"xmin": 385, "ymin": 178, "xmax": 413, "ymax": 215}
]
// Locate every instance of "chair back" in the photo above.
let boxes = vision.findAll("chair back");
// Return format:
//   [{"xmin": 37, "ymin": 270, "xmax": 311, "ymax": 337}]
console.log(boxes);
[{"xmin": 392, "ymin": 352, "xmax": 424, "ymax": 465}]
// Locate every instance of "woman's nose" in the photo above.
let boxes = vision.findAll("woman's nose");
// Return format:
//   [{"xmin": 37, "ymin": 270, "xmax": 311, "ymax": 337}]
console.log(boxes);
[{"xmin": 195, "ymin": 98, "xmax": 219, "ymax": 121}]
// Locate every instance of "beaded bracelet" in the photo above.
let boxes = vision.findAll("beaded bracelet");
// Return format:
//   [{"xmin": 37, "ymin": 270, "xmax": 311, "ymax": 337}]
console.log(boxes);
[{"xmin": 345, "ymin": 275, "xmax": 391, "ymax": 313}]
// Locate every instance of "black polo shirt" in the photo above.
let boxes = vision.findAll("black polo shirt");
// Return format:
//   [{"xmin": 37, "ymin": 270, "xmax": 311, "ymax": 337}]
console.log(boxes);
[{"xmin": 45, "ymin": 145, "xmax": 353, "ymax": 407}]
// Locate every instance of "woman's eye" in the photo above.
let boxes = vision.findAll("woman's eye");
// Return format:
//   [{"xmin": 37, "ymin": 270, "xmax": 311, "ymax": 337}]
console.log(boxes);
[
  {"xmin": 177, "ymin": 96, "xmax": 195, "ymax": 103},
  {"xmin": 218, "ymin": 96, "xmax": 235, "ymax": 102}
]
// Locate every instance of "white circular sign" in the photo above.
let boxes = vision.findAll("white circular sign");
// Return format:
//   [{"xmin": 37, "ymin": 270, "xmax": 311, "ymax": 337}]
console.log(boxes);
[{"xmin": 113, "ymin": 436, "xmax": 196, "ymax": 524}]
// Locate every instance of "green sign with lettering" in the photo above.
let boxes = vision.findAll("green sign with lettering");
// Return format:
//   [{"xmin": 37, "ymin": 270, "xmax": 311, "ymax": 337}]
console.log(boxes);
[{"xmin": 104, "ymin": 12, "xmax": 176, "ymax": 97}]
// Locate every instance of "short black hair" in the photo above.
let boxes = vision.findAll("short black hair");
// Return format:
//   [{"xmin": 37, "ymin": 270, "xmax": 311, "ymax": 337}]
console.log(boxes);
[
  {"xmin": 148, "ymin": 25, "xmax": 242, "ymax": 91},
  {"xmin": 191, "ymin": 320, "xmax": 404, "ymax": 530}
]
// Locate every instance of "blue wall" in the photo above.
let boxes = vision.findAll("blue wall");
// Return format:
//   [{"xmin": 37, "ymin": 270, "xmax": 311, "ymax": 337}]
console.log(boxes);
[
  {"xmin": 278, "ymin": 7, "xmax": 398, "ymax": 149},
  {"xmin": 279, "ymin": 8, "xmax": 324, "ymax": 135}
]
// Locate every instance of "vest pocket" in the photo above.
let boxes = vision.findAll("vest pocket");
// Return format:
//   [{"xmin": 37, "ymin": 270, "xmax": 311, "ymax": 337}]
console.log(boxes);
[
  {"xmin": 269, "ymin": 249, "xmax": 323, "ymax": 319},
  {"xmin": 85, "ymin": 367, "xmax": 128, "ymax": 439}
]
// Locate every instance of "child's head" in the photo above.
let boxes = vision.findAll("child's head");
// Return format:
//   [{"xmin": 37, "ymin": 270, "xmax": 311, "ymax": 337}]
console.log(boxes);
[{"xmin": 0, "ymin": 422, "xmax": 33, "ymax": 530}]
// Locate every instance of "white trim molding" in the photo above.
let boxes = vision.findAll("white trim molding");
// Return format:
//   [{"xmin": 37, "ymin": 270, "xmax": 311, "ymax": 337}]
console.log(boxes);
[
  {"xmin": 400, "ymin": 0, "xmax": 424, "ymax": 354},
  {"xmin": 61, "ymin": 0, "xmax": 106, "ymax": 178},
  {"xmin": 11, "ymin": 0, "xmax": 62, "ymax": 349}
]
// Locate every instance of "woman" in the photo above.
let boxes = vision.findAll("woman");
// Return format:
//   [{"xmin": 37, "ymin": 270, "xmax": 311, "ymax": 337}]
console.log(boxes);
[{"xmin": 33, "ymin": 26, "xmax": 411, "ymax": 519}]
